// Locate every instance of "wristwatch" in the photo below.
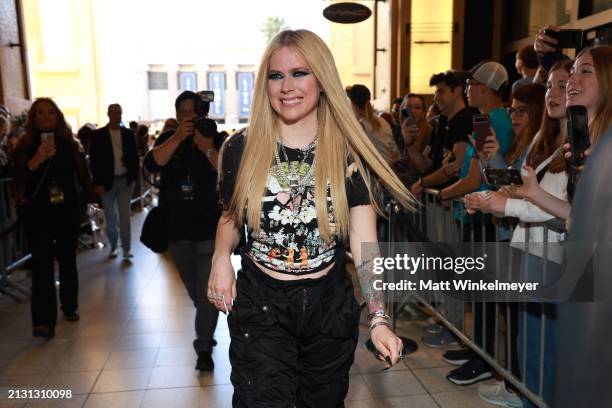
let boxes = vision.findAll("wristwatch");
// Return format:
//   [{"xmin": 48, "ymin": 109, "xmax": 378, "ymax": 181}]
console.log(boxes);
[{"xmin": 206, "ymin": 149, "xmax": 214, "ymax": 159}]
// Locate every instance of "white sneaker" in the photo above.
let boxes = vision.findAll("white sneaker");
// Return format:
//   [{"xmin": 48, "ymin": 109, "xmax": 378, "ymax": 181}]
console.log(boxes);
[
  {"xmin": 122, "ymin": 249, "xmax": 133, "ymax": 259},
  {"xmin": 108, "ymin": 248, "xmax": 119, "ymax": 259},
  {"xmin": 478, "ymin": 381, "xmax": 523, "ymax": 407}
]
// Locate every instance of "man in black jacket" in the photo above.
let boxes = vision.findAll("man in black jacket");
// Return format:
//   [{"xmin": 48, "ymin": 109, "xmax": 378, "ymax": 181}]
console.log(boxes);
[
  {"xmin": 143, "ymin": 91, "xmax": 221, "ymax": 372},
  {"xmin": 89, "ymin": 104, "xmax": 139, "ymax": 259}
]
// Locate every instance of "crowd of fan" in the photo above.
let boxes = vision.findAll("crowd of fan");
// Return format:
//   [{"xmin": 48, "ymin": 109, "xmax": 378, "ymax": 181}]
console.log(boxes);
[{"xmin": 347, "ymin": 24, "xmax": 612, "ymax": 408}]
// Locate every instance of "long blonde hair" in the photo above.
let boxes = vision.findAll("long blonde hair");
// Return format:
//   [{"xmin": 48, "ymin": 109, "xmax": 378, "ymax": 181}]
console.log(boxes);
[{"xmin": 227, "ymin": 29, "xmax": 416, "ymax": 242}]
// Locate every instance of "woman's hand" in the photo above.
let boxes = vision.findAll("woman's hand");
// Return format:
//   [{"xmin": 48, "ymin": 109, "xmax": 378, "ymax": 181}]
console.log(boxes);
[
  {"xmin": 464, "ymin": 192, "xmax": 485, "ymax": 214},
  {"xmin": 411, "ymin": 179, "xmax": 424, "ymax": 199},
  {"xmin": 563, "ymin": 142, "xmax": 592, "ymax": 172},
  {"xmin": 480, "ymin": 191, "xmax": 507, "ymax": 216},
  {"xmin": 370, "ymin": 323, "xmax": 404, "ymax": 367},
  {"xmin": 401, "ymin": 121, "xmax": 419, "ymax": 146},
  {"xmin": 534, "ymin": 25, "xmax": 559, "ymax": 56},
  {"xmin": 31, "ymin": 138, "xmax": 56, "ymax": 168},
  {"xmin": 208, "ymin": 254, "xmax": 237, "ymax": 313},
  {"xmin": 515, "ymin": 165, "xmax": 539, "ymax": 201}
]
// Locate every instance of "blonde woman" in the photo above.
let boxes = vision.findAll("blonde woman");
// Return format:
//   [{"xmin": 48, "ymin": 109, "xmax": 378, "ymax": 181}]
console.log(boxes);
[{"xmin": 208, "ymin": 29, "xmax": 416, "ymax": 406}]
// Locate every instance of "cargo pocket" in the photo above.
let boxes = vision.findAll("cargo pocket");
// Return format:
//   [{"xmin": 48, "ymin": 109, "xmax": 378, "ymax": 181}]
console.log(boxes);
[{"xmin": 228, "ymin": 298, "xmax": 279, "ymax": 398}]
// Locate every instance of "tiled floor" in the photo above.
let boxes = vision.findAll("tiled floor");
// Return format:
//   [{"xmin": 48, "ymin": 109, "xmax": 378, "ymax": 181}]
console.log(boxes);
[{"xmin": 0, "ymin": 213, "xmax": 497, "ymax": 407}]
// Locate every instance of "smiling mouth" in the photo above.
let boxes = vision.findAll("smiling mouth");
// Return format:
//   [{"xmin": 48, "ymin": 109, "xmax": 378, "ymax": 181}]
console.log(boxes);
[
  {"xmin": 567, "ymin": 90, "xmax": 582, "ymax": 97},
  {"xmin": 281, "ymin": 98, "xmax": 303, "ymax": 106}
]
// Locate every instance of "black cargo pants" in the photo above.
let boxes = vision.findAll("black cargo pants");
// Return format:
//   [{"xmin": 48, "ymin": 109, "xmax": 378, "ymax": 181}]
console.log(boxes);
[{"xmin": 228, "ymin": 251, "xmax": 360, "ymax": 408}]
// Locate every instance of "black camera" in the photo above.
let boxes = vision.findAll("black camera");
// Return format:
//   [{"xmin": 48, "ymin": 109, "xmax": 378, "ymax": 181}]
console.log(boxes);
[{"xmin": 193, "ymin": 91, "xmax": 218, "ymax": 138}]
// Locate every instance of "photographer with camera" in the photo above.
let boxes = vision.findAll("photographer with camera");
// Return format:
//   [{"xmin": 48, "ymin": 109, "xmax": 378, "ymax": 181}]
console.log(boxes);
[{"xmin": 143, "ymin": 90, "xmax": 222, "ymax": 372}]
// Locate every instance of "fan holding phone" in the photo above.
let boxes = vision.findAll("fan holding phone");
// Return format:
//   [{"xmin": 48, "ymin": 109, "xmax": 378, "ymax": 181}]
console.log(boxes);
[
  {"xmin": 475, "ymin": 84, "xmax": 546, "ymax": 189},
  {"xmin": 13, "ymin": 98, "xmax": 96, "ymax": 339}
]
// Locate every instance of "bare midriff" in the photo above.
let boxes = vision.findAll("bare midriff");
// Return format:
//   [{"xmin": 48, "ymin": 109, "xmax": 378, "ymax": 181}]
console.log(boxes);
[{"xmin": 252, "ymin": 259, "xmax": 334, "ymax": 281}]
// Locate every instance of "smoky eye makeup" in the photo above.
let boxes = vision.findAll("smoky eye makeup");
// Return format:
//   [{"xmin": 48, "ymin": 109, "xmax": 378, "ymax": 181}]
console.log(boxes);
[
  {"xmin": 267, "ymin": 71, "xmax": 283, "ymax": 80},
  {"xmin": 267, "ymin": 68, "xmax": 311, "ymax": 80},
  {"xmin": 292, "ymin": 69, "xmax": 310, "ymax": 77}
]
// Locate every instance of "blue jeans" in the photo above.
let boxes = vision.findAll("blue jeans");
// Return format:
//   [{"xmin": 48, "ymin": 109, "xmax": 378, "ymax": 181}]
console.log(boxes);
[
  {"xmin": 517, "ymin": 253, "xmax": 561, "ymax": 408},
  {"xmin": 101, "ymin": 177, "xmax": 134, "ymax": 250}
]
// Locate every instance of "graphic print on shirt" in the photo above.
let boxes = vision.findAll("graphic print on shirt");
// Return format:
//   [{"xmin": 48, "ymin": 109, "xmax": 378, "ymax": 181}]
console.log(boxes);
[{"xmin": 248, "ymin": 156, "xmax": 336, "ymax": 273}]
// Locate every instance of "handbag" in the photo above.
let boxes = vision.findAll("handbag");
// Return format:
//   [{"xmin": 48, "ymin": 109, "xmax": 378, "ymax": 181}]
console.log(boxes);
[
  {"xmin": 139, "ymin": 153, "xmax": 168, "ymax": 253},
  {"xmin": 140, "ymin": 205, "xmax": 168, "ymax": 253}
]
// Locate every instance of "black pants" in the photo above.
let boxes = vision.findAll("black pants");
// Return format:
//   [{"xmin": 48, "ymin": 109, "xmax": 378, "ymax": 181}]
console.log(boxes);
[
  {"xmin": 25, "ymin": 214, "xmax": 79, "ymax": 328},
  {"xmin": 228, "ymin": 252, "xmax": 360, "ymax": 408},
  {"xmin": 168, "ymin": 240, "xmax": 218, "ymax": 354}
]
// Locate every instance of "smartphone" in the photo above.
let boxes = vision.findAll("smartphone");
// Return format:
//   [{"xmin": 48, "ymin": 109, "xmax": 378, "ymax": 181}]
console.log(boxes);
[
  {"xmin": 40, "ymin": 132, "xmax": 54, "ymax": 144},
  {"xmin": 543, "ymin": 29, "xmax": 584, "ymax": 50},
  {"xmin": 472, "ymin": 114, "xmax": 491, "ymax": 152},
  {"xmin": 401, "ymin": 108, "xmax": 415, "ymax": 126},
  {"xmin": 566, "ymin": 105, "xmax": 590, "ymax": 167},
  {"xmin": 484, "ymin": 168, "xmax": 524, "ymax": 187}
]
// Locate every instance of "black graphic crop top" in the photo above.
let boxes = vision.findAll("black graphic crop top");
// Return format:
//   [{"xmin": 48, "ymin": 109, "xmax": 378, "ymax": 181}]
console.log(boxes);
[{"xmin": 219, "ymin": 132, "xmax": 371, "ymax": 275}]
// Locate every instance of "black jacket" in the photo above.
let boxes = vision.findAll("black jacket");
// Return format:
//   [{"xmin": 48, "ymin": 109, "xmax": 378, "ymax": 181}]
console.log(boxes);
[
  {"xmin": 143, "ymin": 130, "xmax": 221, "ymax": 242},
  {"xmin": 89, "ymin": 125, "xmax": 139, "ymax": 190}
]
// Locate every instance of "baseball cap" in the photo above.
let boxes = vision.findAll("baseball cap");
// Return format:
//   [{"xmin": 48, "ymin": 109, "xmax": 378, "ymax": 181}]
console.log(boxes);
[
  {"xmin": 468, "ymin": 61, "xmax": 509, "ymax": 91},
  {"xmin": 346, "ymin": 84, "xmax": 371, "ymax": 109}
]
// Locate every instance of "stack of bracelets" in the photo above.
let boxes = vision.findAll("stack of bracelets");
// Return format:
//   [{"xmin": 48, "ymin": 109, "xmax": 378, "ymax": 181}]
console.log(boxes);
[{"xmin": 367, "ymin": 310, "xmax": 391, "ymax": 334}]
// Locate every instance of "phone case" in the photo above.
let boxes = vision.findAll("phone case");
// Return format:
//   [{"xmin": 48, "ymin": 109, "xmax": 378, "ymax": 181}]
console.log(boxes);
[{"xmin": 473, "ymin": 115, "xmax": 490, "ymax": 151}]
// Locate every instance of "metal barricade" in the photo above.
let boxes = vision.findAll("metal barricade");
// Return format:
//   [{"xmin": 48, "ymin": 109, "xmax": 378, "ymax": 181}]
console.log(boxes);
[
  {"xmin": 0, "ymin": 177, "xmax": 31, "ymax": 301},
  {"xmin": 131, "ymin": 157, "xmax": 153, "ymax": 209},
  {"xmin": 388, "ymin": 189, "xmax": 563, "ymax": 408}
]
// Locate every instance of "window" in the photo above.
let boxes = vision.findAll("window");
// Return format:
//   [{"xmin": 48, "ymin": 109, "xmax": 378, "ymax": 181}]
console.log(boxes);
[
  {"xmin": 39, "ymin": 0, "xmax": 74, "ymax": 66},
  {"xmin": 178, "ymin": 72, "xmax": 197, "ymax": 91},
  {"xmin": 207, "ymin": 72, "xmax": 226, "ymax": 118},
  {"xmin": 148, "ymin": 72, "xmax": 168, "ymax": 90},
  {"xmin": 237, "ymin": 72, "xmax": 254, "ymax": 118},
  {"xmin": 579, "ymin": 0, "xmax": 612, "ymax": 18},
  {"xmin": 502, "ymin": 0, "xmax": 571, "ymax": 43}
]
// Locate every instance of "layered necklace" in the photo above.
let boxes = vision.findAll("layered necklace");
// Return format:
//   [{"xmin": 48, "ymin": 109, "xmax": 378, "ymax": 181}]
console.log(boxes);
[{"xmin": 273, "ymin": 136, "xmax": 317, "ymax": 199}]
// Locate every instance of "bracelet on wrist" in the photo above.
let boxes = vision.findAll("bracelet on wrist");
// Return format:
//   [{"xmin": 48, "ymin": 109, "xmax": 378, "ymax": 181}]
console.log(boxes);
[
  {"xmin": 368, "ymin": 320, "xmax": 392, "ymax": 334},
  {"xmin": 367, "ymin": 311, "xmax": 390, "ymax": 326}
]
